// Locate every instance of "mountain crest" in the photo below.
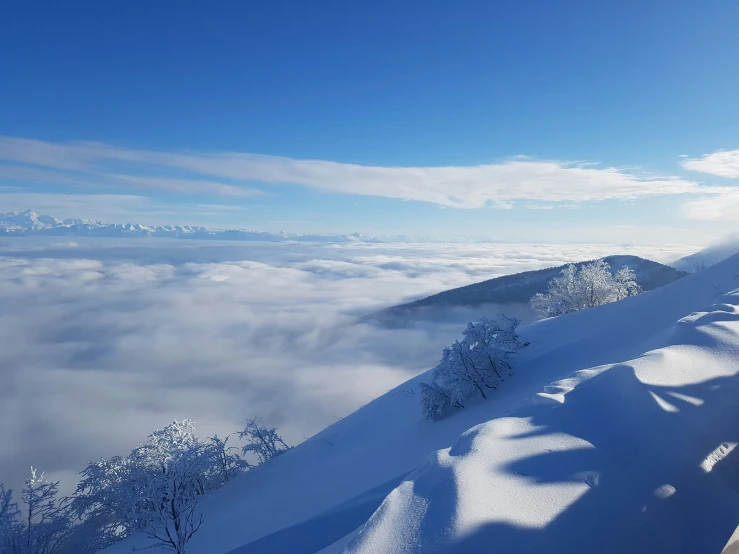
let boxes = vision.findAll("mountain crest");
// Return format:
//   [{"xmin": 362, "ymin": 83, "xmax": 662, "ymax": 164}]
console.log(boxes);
[{"xmin": 0, "ymin": 210, "xmax": 384, "ymax": 243}]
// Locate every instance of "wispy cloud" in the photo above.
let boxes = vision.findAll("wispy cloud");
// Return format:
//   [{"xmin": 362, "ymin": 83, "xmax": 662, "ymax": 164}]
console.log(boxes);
[
  {"xmin": 106, "ymin": 174, "xmax": 261, "ymax": 197},
  {"xmin": 0, "ymin": 136, "xmax": 723, "ymax": 208},
  {"xmin": 0, "ymin": 156, "xmax": 262, "ymax": 200},
  {"xmin": 682, "ymin": 149, "xmax": 739, "ymax": 179}
]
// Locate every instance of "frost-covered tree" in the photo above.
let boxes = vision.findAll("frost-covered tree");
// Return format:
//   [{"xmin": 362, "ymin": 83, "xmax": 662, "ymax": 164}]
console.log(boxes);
[
  {"xmin": 3, "ymin": 468, "xmax": 72, "ymax": 554},
  {"xmin": 123, "ymin": 420, "xmax": 212, "ymax": 554},
  {"xmin": 126, "ymin": 446, "xmax": 206, "ymax": 553},
  {"xmin": 612, "ymin": 266, "xmax": 641, "ymax": 300},
  {"xmin": 70, "ymin": 455, "xmax": 135, "ymax": 545},
  {"xmin": 239, "ymin": 417, "xmax": 290, "ymax": 464},
  {"xmin": 419, "ymin": 382, "xmax": 453, "ymax": 421},
  {"xmin": 71, "ymin": 420, "xmax": 248, "ymax": 554},
  {"xmin": 2, "ymin": 420, "xmax": 253, "ymax": 554},
  {"xmin": 420, "ymin": 317, "xmax": 527, "ymax": 420},
  {"xmin": 205, "ymin": 434, "xmax": 252, "ymax": 483},
  {"xmin": 530, "ymin": 259, "xmax": 641, "ymax": 319},
  {"xmin": 0, "ymin": 484, "xmax": 19, "ymax": 548},
  {"xmin": 61, "ymin": 512, "xmax": 122, "ymax": 554}
]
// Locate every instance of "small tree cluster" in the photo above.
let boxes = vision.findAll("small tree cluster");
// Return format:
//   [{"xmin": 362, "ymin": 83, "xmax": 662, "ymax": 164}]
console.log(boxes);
[
  {"xmin": 239, "ymin": 417, "xmax": 291, "ymax": 464},
  {"xmin": 1, "ymin": 417, "xmax": 288, "ymax": 554},
  {"xmin": 530, "ymin": 259, "xmax": 640, "ymax": 320},
  {"xmin": 420, "ymin": 317, "xmax": 527, "ymax": 421}
]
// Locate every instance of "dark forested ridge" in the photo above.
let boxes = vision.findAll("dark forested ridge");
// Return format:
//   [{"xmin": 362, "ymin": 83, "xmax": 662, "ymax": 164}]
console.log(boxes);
[{"xmin": 385, "ymin": 255, "xmax": 687, "ymax": 317}]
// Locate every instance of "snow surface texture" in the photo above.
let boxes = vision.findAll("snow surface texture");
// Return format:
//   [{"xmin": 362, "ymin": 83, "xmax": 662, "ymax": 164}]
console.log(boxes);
[
  {"xmin": 346, "ymin": 306, "xmax": 739, "ymax": 553},
  {"xmin": 100, "ymin": 252, "xmax": 739, "ymax": 554}
]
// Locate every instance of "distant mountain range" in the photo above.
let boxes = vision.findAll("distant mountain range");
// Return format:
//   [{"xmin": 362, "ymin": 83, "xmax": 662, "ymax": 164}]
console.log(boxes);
[
  {"xmin": 0, "ymin": 209, "xmax": 384, "ymax": 243},
  {"xmin": 384, "ymin": 255, "xmax": 688, "ymax": 318}
]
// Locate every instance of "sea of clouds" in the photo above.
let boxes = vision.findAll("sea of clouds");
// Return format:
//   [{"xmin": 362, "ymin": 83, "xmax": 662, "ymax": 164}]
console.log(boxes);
[{"xmin": 0, "ymin": 238, "xmax": 698, "ymax": 494}]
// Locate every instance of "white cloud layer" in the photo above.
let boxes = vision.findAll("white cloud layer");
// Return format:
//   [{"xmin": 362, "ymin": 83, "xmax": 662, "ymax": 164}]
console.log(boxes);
[
  {"xmin": 0, "ymin": 238, "xmax": 697, "ymax": 495},
  {"xmin": 680, "ymin": 149, "xmax": 739, "ymax": 222},
  {"xmin": 682, "ymin": 149, "xmax": 739, "ymax": 178},
  {"xmin": 682, "ymin": 190, "xmax": 739, "ymax": 222},
  {"xmin": 0, "ymin": 136, "xmax": 722, "ymax": 208}
]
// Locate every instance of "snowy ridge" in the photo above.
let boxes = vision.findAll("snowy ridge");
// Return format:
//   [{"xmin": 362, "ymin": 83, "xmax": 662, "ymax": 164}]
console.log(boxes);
[
  {"xmin": 383, "ymin": 254, "xmax": 687, "ymax": 317},
  {"xmin": 102, "ymin": 253, "xmax": 739, "ymax": 554},
  {"xmin": 0, "ymin": 210, "xmax": 383, "ymax": 243},
  {"xmin": 673, "ymin": 236, "xmax": 739, "ymax": 272}
]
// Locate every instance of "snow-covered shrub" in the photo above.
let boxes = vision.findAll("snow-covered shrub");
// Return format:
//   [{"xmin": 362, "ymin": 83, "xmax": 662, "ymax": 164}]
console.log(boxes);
[
  {"xmin": 205, "ymin": 434, "xmax": 252, "ymax": 483},
  {"xmin": 6, "ymin": 418, "xmax": 283, "ymax": 553},
  {"xmin": 419, "ymin": 382, "xmax": 454, "ymax": 421},
  {"xmin": 530, "ymin": 259, "xmax": 640, "ymax": 320},
  {"xmin": 125, "ymin": 431, "xmax": 209, "ymax": 554},
  {"xmin": 72, "ymin": 420, "xmax": 250, "ymax": 554},
  {"xmin": 420, "ymin": 317, "xmax": 527, "ymax": 421},
  {"xmin": 239, "ymin": 417, "xmax": 290, "ymax": 464},
  {"xmin": 70, "ymin": 454, "xmax": 133, "ymax": 545}
]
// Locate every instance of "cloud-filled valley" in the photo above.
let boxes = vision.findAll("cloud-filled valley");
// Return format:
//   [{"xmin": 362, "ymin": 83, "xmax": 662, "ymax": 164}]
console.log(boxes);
[{"xmin": 0, "ymin": 238, "xmax": 698, "ymax": 496}]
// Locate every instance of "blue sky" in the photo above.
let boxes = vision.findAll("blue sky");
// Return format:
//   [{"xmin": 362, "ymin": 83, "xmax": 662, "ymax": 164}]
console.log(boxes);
[{"xmin": 1, "ymin": 0, "xmax": 738, "ymax": 242}]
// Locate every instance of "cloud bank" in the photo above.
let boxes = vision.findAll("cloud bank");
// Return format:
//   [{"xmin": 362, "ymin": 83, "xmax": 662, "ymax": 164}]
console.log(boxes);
[
  {"xmin": 0, "ymin": 238, "xmax": 697, "ymax": 495},
  {"xmin": 681, "ymin": 149, "xmax": 739, "ymax": 222},
  {"xmin": 0, "ymin": 136, "xmax": 722, "ymax": 208}
]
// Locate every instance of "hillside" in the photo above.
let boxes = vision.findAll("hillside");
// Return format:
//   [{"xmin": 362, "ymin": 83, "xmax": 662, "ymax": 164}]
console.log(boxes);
[
  {"xmin": 101, "ymin": 252, "xmax": 739, "ymax": 554},
  {"xmin": 673, "ymin": 237, "xmax": 739, "ymax": 272},
  {"xmin": 383, "ymin": 255, "xmax": 687, "ymax": 318}
]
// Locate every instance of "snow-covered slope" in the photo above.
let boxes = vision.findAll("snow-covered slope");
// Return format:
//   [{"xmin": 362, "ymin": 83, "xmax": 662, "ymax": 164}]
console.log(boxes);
[
  {"xmin": 0, "ymin": 210, "xmax": 381, "ymax": 243},
  {"xmin": 673, "ymin": 236, "xmax": 739, "ymax": 272},
  {"xmin": 102, "ymin": 252, "xmax": 739, "ymax": 554},
  {"xmin": 347, "ymin": 302, "xmax": 739, "ymax": 553}
]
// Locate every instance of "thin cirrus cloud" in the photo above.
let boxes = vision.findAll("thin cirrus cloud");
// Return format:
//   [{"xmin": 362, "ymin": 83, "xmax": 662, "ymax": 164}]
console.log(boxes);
[
  {"xmin": 0, "ymin": 160, "xmax": 261, "ymax": 198},
  {"xmin": 681, "ymin": 149, "xmax": 739, "ymax": 222},
  {"xmin": 0, "ymin": 136, "xmax": 724, "ymax": 208},
  {"xmin": 106, "ymin": 174, "xmax": 262, "ymax": 197}
]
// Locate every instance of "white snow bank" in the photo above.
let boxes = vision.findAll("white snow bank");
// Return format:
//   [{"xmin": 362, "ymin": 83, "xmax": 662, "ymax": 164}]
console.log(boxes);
[
  {"xmin": 103, "ymin": 253, "xmax": 739, "ymax": 554},
  {"xmin": 346, "ymin": 292, "xmax": 739, "ymax": 553}
]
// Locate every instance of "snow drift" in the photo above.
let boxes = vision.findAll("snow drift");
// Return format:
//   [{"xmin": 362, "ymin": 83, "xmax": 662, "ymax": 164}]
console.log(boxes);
[
  {"xmin": 102, "ymin": 252, "xmax": 739, "ymax": 554},
  {"xmin": 347, "ymin": 301, "xmax": 739, "ymax": 553}
]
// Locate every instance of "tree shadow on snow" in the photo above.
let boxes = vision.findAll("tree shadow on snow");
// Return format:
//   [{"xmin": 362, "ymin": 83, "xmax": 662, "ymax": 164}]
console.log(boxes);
[{"xmin": 449, "ymin": 365, "xmax": 739, "ymax": 554}]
